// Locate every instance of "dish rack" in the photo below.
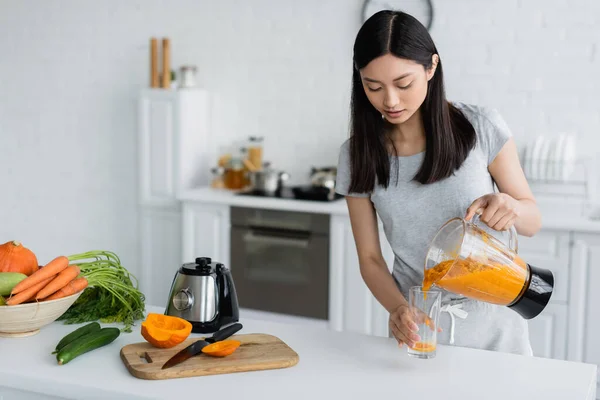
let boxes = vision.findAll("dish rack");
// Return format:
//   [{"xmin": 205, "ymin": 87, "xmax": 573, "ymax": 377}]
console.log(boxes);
[
  {"xmin": 519, "ymin": 134, "xmax": 599, "ymax": 218},
  {"xmin": 522, "ymin": 154, "xmax": 600, "ymax": 215}
]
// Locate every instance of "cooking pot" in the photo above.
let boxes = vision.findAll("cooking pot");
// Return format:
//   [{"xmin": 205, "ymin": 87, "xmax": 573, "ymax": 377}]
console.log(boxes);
[
  {"xmin": 310, "ymin": 167, "xmax": 336, "ymax": 188},
  {"xmin": 248, "ymin": 163, "xmax": 290, "ymax": 194},
  {"xmin": 310, "ymin": 167, "xmax": 337, "ymax": 200}
]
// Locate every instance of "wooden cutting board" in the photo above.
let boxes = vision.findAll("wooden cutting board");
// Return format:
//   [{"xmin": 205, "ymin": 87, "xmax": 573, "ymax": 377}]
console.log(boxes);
[{"xmin": 120, "ymin": 333, "xmax": 299, "ymax": 380}]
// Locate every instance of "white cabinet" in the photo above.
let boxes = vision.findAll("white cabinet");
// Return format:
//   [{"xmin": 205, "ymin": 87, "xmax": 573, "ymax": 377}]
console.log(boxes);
[
  {"xmin": 527, "ymin": 303, "xmax": 568, "ymax": 360},
  {"xmin": 139, "ymin": 207, "xmax": 182, "ymax": 307},
  {"xmin": 517, "ymin": 230, "xmax": 573, "ymax": 359},
  {"xmin": 329, "ymin": 214, "xmax": 394, "ymax": 337},
  {"xmin": 137, "ymin": 88, "xmax": 211, "ymax": 305},
  {"xmin": 138, "ymin": 90, "xmax": 177, "ymax": 208},
  {"xmin": 182, "ymin": 202, "xmax": 231, "ymax": 268},
  {"xmin": 572, "ymin": 233, "xmax": 600, "ymax": 397},
  {"xmin": 138, "ymin": 88, "xmax": 211, "ymax": 207}
]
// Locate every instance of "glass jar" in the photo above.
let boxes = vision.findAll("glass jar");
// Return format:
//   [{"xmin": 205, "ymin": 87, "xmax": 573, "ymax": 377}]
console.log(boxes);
[
  {"xmin": 247, "ymin": 136, "xmax": 264, "ymax": 170},
  {"xmin": 178, "ymin": 65, "xmax": 197, "ymax": 88},
  {"xmin": 223, "ymin": 158, "xmax": 247, "ymax": 190}
]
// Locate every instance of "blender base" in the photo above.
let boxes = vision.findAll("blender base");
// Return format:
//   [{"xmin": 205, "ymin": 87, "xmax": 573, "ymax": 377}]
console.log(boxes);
[{"xmin": 507, "ymin": 264, "xmax": 554, "ymax": 320}]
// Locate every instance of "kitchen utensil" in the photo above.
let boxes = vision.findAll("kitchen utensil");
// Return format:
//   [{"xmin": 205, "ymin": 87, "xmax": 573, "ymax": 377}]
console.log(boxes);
[
  {"xmin": 538, "ymin": 139, "xmax": 551, "ymax": 181},
  {"xmin": 423, "ymin": 213, "xmax": 554, "ymax": 319},
  {"xmin": 551, "ymin": 134, "xmax": 565, "ymax": 181},
  {"xmin": 531, "ymin": 136, "xmax": 544, "ymax": 180},
  {"xmin": 407, "ymin": 286, "xmax": 441, "ymax": 359},
  {"xmin": 150, "ymin": 38, "xmax": 159, "ymax": 88},
  {"xmin": 161, "ymin": 38, "xmax": 171, "ymax": 89},
  {"xmin": 0, "ymin": 290, "xmax": 84, "ymax": 338},
  {"xmin": 161, "ymin": 322, "xmax": 243, "ymax": 369},
  {"xmin": 165, "ymin": 257, "xmax": 240, "ymax": 333},
  {"xmin": 291, "ymin": 185, "xmax": 344, "ymax": 202},
  {"xmin": 178, "ymin": 65, "xmax": 197, "ymax": 88},
  {"xmin": 561, "ymin": 133, "xmax": 577, "ymax": 182},
  {"xmin": 309, "ymin": 167, "xmax": 337, "ymax": 200},
  {"xmin": 120, "ymin": 333, "xmax": 299, "ymax": 380},
  {"xmin": 247, "ymin": 162, "xmax": 290, "ymax": 195}
]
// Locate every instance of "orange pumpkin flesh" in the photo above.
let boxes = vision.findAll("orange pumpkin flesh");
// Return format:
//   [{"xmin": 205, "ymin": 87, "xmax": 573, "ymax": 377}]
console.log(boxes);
[
  {"xmin": 202, "ymin": 340, "xmax": 241, "ymax": 357},
  {"xmin": 0, "ymin": 241, "xmax": 38, "ymax": 276},
  {"xmin": 141, "ymin": 313, "xmax": 192, "ymax": 348}
]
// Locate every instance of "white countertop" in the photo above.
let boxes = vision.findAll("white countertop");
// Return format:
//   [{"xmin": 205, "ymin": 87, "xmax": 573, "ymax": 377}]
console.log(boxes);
[
  {"xmin": 178, "ymin": 187, "xmax": 600, "ymax": 233},
  {"xmin": 0, "ymin": 305, "xmax": 597, "ymax": 400},
  {"xmin": 178, "ymin": 187, "xmax": 348, "ymax": 215}
]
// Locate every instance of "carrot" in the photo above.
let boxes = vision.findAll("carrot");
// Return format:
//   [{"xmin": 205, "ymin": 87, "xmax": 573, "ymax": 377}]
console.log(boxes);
[
  {"xmin": 35, "ymin": 265, "xmax": 81, "ymax": 300},
  {"xmin": 42, "ymin": 277, "xmax": 88, "ymax": 301},
  {"xmin": 10, "ymin": 256, "xmax": 69, "ymax": 295},
  {"xmin": 6, "ymin": 276, "xmax": 55, "ymax": 305}
]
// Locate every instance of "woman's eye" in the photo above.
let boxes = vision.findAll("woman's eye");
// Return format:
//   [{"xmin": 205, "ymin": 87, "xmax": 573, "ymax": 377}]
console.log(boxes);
[
  {"xmin": 367, "ymin": 86, "xmax": 382, "ymax": 92},
  {"xmin": 398, "ymin": 83, "xmax": 412, "ymax": 90}
]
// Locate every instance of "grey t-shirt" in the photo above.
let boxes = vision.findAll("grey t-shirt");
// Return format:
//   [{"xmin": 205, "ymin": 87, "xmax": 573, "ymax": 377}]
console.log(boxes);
[{"xmin": 335, "ymin": 102, "xmax": 513, "ymax": 302}]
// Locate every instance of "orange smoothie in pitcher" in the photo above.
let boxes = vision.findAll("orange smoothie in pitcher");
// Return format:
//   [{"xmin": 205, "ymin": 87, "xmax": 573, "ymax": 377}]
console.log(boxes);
[{"xmin": 422, "ymin": 255, "xmax": 528, "ymax": 305}]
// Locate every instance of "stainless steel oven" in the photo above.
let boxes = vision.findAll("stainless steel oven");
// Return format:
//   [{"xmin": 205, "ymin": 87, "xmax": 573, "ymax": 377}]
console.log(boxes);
[{"xmin": 230, "ymin": 206, "xmax": 329, "ymax": 320}]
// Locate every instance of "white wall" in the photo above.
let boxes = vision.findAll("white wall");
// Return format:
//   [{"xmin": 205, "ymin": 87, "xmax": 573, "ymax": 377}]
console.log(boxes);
[{"xmin": 1, "ymin": 0, "xmax": 598, "ymax": 275}]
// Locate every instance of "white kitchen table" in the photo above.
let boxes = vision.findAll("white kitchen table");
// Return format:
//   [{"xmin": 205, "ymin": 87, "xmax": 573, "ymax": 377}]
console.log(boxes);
[{"xmin": 0, "ymin": 305, "xmax": 597, "ymax": 400}]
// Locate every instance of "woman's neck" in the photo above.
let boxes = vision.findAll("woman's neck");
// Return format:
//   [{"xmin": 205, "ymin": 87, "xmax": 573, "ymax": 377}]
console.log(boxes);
[{"xmin": 388, "ymin": 108, "xmax": 426, "ymax": 156}]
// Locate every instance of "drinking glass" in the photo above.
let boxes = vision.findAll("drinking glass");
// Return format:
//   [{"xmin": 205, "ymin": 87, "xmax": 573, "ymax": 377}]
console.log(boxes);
[{"xmin": 407, "ymin": 286, "xmax": 442, "ymax": 359}]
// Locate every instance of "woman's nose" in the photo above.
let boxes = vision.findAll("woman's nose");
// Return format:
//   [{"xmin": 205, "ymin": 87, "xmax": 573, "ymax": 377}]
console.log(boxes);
[{"xmin": 383, "ymin": 90, "xmax": 400, "ymax": 109}]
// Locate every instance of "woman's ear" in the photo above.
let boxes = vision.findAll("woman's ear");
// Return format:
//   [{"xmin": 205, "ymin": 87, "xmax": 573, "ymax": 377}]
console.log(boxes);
[{"xmin": 427, "ymin": 54, "xmax": 439, "ymax": 81}]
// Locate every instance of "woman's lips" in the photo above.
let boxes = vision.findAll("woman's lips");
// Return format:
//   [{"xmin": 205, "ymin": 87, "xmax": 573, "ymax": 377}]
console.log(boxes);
[{"xmin": 385, "ymin": 109, "xmax": 405, "ymax": 118}]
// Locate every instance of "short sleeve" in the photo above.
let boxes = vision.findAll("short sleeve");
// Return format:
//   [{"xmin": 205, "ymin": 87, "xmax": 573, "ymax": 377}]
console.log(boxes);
[
  {"xmin": 478, "ymin": 107, "xmax": 513, "ymax": 165},
  {"xmin": 335, "ymin": 139, "xmax": 370, "ymax": 198}
]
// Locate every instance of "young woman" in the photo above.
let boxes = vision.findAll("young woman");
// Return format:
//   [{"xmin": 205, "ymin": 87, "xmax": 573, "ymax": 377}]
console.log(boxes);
[{"xmin": 335, "ymin": 10, "xmax": 542, "ymax": 355}]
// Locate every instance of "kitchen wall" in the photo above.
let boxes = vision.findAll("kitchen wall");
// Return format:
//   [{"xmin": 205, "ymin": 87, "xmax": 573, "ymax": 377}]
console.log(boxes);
[{"xmin": 0, "ymin": 0, "xmax": 598, "ymax": 275}]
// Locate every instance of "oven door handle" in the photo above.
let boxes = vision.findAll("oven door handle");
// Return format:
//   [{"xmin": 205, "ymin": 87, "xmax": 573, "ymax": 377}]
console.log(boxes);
[{"xmin": 243, "ymin": 231, "xmax": 310, "ymax": 248}]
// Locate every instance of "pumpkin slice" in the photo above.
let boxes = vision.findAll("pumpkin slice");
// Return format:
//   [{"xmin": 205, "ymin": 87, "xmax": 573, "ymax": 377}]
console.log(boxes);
[
  {"xmin": 141, "ymin": 313, "xmax": 192, "ymax": 348},
  {"xmin": 202, "ymin": 339, "xmax": 241, "ymax": 357}
]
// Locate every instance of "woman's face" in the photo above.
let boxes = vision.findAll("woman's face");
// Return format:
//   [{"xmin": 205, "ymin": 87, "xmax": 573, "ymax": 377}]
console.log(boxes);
[{"xmin": 359, "ymin": 53, "xmax": 437, "ymax": 124}]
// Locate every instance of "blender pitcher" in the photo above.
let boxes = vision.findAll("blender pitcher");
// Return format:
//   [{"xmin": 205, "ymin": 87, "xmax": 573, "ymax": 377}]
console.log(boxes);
[{"xmin": 423, "ymin": 213, "xmax": 554, "ymax": 319}]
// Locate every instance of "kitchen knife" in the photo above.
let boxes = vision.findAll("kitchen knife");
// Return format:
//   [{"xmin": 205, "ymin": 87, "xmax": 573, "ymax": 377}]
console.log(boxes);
[{"xmin": 161, "ymin": 323, "xmax": 243, "ymax": 370}]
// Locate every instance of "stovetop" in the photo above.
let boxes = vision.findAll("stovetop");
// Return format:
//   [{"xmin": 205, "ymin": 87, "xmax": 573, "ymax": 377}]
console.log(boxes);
[{"xmin": 236, "ymin": 185, "xmax": 343, "ymax": 202}]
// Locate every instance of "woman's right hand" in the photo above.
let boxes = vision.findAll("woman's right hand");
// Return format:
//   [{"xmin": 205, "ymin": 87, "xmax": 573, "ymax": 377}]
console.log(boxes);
[{"xmin": 389, "ymin": 304, "xmax": 421, "ymax": 348}]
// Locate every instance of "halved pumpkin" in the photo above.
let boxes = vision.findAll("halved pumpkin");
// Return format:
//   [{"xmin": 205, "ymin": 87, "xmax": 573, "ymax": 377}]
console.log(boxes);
[
  {"xmin": 141, "ymin": 313, "xmax": 192, "ymax": 348},
  {"xmin": 202, "ymin": 339, "xmax": 241, "ymax": 357}
]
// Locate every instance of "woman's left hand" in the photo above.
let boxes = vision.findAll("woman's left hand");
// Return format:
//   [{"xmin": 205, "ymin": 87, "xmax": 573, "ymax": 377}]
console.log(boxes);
[{"xmin": 465, "ymin": 193, "xmax": 520, "ymax": 231}]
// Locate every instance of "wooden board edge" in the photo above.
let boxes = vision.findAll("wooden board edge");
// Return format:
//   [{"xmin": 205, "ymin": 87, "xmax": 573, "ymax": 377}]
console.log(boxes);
[{"xmin": 119, "ymin": 347, "xmax": 163, "ymax": 380}]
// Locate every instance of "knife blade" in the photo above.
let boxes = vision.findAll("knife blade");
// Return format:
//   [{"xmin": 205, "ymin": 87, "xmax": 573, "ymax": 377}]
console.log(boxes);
[{"xmin": 161, "ymin": 322, "xmax": 243, "ymax": 370}]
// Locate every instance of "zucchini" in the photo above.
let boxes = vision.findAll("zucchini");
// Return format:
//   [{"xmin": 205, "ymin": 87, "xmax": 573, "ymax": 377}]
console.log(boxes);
[
  {"xmin": 56, "ymin": 327, "xmax": 120, "ymax": 365},
  {"xmin": 0, "ymin": 272, "xmax": 27, "ymax": 296},
  {"xmin": 52, "ymin": 322, "xmax": 101, "ymax": 354}
]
